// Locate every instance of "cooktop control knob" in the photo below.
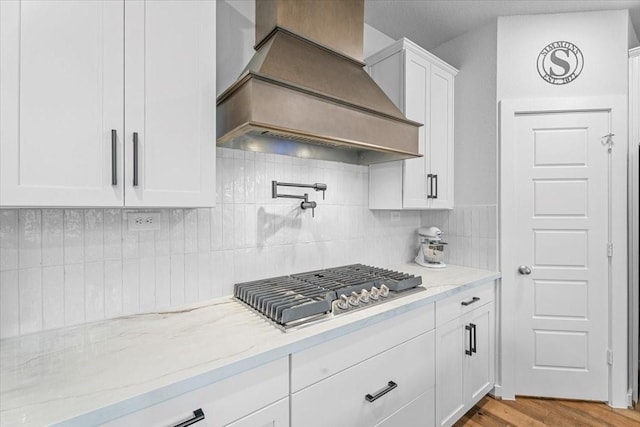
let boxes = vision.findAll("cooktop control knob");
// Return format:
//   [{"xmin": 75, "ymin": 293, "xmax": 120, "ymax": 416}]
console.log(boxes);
[
  {"xmin": 349, "ymin": 291, "xmax": 360, "ymax": 306},
  {"xmin": 336, "ymin": 294, "xmax": 349, "ymax": 310},
  {"xmin": 360, "ymin": 289, "xmax": 370, "ymax": 303},
  {"xmin": 380, "ymin": 284, "xmax": 390, "ymax": 298},
  {"xmin": 370, "ymin": 286, "xmax": 380, "ymax": 300}
]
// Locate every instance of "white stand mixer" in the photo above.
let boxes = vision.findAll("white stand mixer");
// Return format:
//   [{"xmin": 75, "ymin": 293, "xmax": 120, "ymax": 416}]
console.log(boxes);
[{"xmin": 415, "ymin": 226, "xmax": 447, "ymax": 268}]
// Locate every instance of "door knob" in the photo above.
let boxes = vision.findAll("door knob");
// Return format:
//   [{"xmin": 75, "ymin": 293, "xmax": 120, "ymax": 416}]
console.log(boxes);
[{"xmin": 518, "ymin": 265, "xmax": 532, "ymax": 275}]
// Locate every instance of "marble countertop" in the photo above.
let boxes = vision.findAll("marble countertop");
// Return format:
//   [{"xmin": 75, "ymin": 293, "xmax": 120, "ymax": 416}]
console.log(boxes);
[{"xmin": 0, "ymin": 263, "xmax": 500, "ymax": 426}]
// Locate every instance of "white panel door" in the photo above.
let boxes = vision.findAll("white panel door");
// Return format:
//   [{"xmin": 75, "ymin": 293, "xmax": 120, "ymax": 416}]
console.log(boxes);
[
  {"xmin": 124, "ymin": 0, "xmax": 216, "ymax": 207},
  {"xmin": 0, "ymin": 0, "xmax": 124, "ymax": 206},
  {"xmin": 428, "ymin": 65, "xmax": 454, "ymax": 209},
  {"xmin": 402, "ymin": 50, "xmax": 430, "ymax": 209},
  {"xmin": 513, "ymin": 110, "xmax": 609, "ymax": 400}
]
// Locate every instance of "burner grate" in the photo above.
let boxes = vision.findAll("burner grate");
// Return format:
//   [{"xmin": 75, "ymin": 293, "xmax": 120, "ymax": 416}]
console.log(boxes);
[{"xmin": 234, "ymin": 264, "xmax": 422, "ymax": 327}]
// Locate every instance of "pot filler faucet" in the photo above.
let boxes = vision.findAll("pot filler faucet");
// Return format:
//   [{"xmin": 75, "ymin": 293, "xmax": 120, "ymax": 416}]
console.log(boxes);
[{"xmin": 271, "ymin": 180, "xmax": 327, "ymax": 217}]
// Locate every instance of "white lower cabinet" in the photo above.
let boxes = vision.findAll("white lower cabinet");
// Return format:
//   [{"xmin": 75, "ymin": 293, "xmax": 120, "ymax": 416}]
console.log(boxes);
[
  {"xmin": 103, "ymin": 357, "xmax": 288, "ymax": 427},
  {"xmin": 435, "ymin": 283, "xmax": 496, "ymax": 427}
]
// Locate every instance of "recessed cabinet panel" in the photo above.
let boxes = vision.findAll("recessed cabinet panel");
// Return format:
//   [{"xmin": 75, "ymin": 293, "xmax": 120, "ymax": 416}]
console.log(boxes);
[
  {"xmin": 124, "ymin": 0, "xmax": 216, "ymax": 207},
  {"xmin": 429, "ymin": 66, "xmax": 454, "ymax": 209},
  {"xmin": 0, "ymin": 0, "xmax": 124, "ymax": 206}
]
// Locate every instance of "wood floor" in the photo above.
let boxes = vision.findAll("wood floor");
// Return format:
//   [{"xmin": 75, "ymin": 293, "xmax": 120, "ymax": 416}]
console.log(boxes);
[{"xmin": 454, "ymin": 396, "xmax": 640, "ymax": 426}]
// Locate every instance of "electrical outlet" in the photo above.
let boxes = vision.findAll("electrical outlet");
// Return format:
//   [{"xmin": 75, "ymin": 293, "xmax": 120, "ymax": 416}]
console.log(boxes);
[{"xmin": 127, "ymin": 212, "xmax": 161, "ymax": 231}]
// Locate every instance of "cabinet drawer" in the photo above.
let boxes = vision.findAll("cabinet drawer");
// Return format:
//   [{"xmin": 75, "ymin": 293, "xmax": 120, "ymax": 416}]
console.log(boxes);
[
  {"xmin": 226, "ymin": 398, "xmax": 288, "ymax": 427},
  {"xmin": 436, "ymin": 282, "xmax": 494, "ymax": 326},
  {"xmin": 376, "ymin": 387, "xmax": 435, "ymax": 427},
  {"xmin": 291, "ymin": 330, "xmax": 435, "ymax": 427},
  {"xmin": 292, "ymin": 303, "xmax": 434, "ymax": 392},
  {"xmin": 103, "ymin": 357, "xmax": 288, "ymax": 427}
]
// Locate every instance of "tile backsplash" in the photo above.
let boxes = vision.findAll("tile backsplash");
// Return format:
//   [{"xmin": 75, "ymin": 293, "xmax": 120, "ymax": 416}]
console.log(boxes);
[
  {"xmin": 421, "ymin": 205, "xmax": 498, "ymax": 271},
  {"xmin": 0, "ymin": 148, "xmax": 422, "ymax": 338}
]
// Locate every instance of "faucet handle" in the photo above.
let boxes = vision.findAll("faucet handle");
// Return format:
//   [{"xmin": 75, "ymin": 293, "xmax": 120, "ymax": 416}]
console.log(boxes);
[{"xmin": 314, "ymin": 183, "xmax": 327, "ymax": 200}]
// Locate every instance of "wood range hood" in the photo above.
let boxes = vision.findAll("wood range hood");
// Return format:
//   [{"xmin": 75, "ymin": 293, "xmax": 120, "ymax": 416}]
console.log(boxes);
[{"xmin": 216, "ymin": 0, "xmax": 422, "ymax": 165}]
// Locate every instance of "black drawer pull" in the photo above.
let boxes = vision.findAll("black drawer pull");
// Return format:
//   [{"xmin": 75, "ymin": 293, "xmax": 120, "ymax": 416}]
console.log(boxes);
[
  {"xmin": 461, "ymin": 297, "xmax": 480, "ymax": 306},
  {"xmin": 111, "ymin": 129, "xmax": 117, "ymax": 186},
  {"xmin": 365, "ymin": 381, "xmax": 398, "ymax": 402},
  {"xmin": 173, "ymin": 408, "xmax": 205, "ymax": 427},
  {"xmin": 133, "ymin": 132, "xmax": 139, "ymax": 187},
  {"xmin": 465, "ymin": 324, "xmax": 473, "ymax": 356}
]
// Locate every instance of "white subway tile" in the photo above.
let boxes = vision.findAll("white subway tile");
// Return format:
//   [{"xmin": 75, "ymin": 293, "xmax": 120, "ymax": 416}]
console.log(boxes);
[
  {"xmin": 139, "ymin": 230, "xmax": 155, "ymax": 258},
  {"xmin": 64, "ymin": 209, "xmax": 84, "ymax": 265},
  {"xmin": 42, "ymin": 209, "xmax": 63, "ymax": 266},
  {"xmin": 210, "ymin": 207, "xmax": 223, "ymax": 251},
  {"xmin": 139, "ymin": 257, "xmax": 156, "ymax": 311},
  {"xmin": 212, "ymin": 250, "xmax": 234, "ymax": 296},
  {"xmin": 487, "ymin": 205, "xmax": 497, "ymax": 240},
  {"xmin": 463, "ymin": 208, "xmax": 472, "ymax": 238},
  {"xmin": 122, "ymin": 259, "xmax": 139, "ymax": 315},
  {"xmin": 155, "ymin": 210, "xmax": 170, "ymax": 256},
  {"xmin": 471, "ymin": 207, "xmax": 481, "ymax": 240},
  {"xmin": 234, "ymin": 248, "xmax": 256, "ymax": 283},
  {"xmin": 245, "ymin": 204, "xmax": 257, "ymax": 248},
  {"xmin": 233, "ymin": 204, "xmax": 245, "ymax": 249},
  {"xmin": 84, "ymin": 261, "xmax": 105, "ymax": 322},
  {"xmin": 170, "ymin": 254, "xmax": 185, "ymax": 305},
  {"xmin": 170, "ymin": 209, "xmax": 185, "ymax": 254},
  {"xmin": 222, "ymin": 204, "xmax": 235, "ymax": 250},
  {"xmin": 155, "ymin": 255, "xmax": 171, "ymax": 308},
  {"xmin": 221, "ymin": 157, "xmax": 234, "ymax": 204},
  {"xmin": 197, "ymin": 208, "xmax": 211, "ymax": 252},
  {"xmin": 122, "ymin": 211, "xmax": 139, "ymax": 260},
  {"xmin": 42, "ymin": 265, "xmax": 64, "ymax": 330},
  {"xmin": 18, "ymin": 209, "xmax": 42, "ymax": 269},
  {"xmin": 233, "ymin": 158, "xmax": 245, "ymax": 204},
  {"xmin": 479, "ymin": 238, "xmax": 489, "ymax": 270},
  {"xmin": 184, "ymin": 253, "xmax": 199, "ymax": 303},
  {"xmin": 0, "ymin": 210, "xmax": 18, "ymax": 271},
  {"xmin": 0, "ymin": 270, "xmax": 19, "ymax": 338},
  {"xmin": 471, "ymin": 237, "xmax": 480, "ymax": 269},
  {"xmin": 244, "ymin": 158, "xmax": 255, "ymax": 203},
  {"xmin": 254, "ymin": 159, "xmax": 266, "ymax": 205},
  {"xmin": 103, "ymin": 209, "xmax": 122, "ymax": 260},
  {"xmin": 184, "ymin": 209, "xmax": 198, "ymax": 254},
  {"xmin": 19, "ymin": 268, "xmax": 42, "ymax": 334},
  {"xmin": 104, "ymin": 259, "xmax": 123, "ymax": 319},
  {"xmin": 479, "ymin": 206, "xmax": 489, "ymax": 239},
  {"xmin": 198, "ymin": 253, "xmax": 212, "ymax": 300},
  {"xmin": 64, "ymin": 264, "xmax": 85, "ymax": 326},
  {"xmin": 84, "ymin": 209, "xmax": 104, "ymax": 263},
  {"xmin": 487, "ymin": 238, "xmax": 498, "ymax": 271}
]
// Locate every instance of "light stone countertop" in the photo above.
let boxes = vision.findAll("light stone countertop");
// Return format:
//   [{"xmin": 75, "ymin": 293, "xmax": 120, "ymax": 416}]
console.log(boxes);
[{"xmin": 0, "ymin": 263, "xmax": 500, "ymax": 426}]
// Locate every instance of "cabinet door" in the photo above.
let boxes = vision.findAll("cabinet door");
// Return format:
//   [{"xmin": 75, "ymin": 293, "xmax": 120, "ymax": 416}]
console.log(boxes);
[
  {"xmin": 428, "ymin": 65, "xmax": 454, "ymax": 209},
  {"xmin": 435, "ymin": 317, "xmax": 466, "ymax": 427},
  {"xmin": 402, "ymin": 49, "xmax": 430, "ymax": 209},
  {"xmin": 0, "ymin": 0, "xmax": 124, "ymax": 207},
  {"xmin": 465, "ymin": 302, "xmax": 495, "ymax": 406},
  {"xmin": 124, "ymin": 0, "xmax": 216, "ymax": 207},
  {"xmin": 376, "ymin": 388, "xmax": 435, "ymax": 427},
  {"xmin": 226, "ymin": 398, "xmax": 289, "ymax": 427}
]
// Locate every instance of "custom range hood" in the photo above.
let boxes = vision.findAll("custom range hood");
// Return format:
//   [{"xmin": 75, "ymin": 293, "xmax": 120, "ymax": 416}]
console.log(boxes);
[{"xmin": 216, "ymin": 0, "xmax": 422, "ymax": 165}]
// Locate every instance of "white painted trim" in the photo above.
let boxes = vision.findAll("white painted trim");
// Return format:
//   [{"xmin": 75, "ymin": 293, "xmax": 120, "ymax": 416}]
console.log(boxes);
[
  {"xmin": 499, "ymin": 96, "xmax": 629, "ymax": 407},
  {"xmin": 629, "ymin": 49, "xmax": 640, "ymax": 405}
]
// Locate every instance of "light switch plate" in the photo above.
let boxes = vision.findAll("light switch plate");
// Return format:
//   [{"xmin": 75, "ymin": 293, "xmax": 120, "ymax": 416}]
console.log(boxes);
[{"xmin": 127, "ymin": 212, "xmax": 161, "ymax": 232}]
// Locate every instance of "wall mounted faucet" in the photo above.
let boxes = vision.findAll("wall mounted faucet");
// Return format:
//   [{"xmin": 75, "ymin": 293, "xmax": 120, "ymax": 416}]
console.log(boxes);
[{"xmin": 271, "ymin": 181, "xmax": 327, "ymax": 217}]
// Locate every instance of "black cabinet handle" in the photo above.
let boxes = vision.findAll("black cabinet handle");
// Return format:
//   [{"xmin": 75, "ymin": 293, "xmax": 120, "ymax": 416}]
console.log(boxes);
[
  {"xmin": 465, "ymin": 324, "xmax": 473, "ymax": 356},
  {"xmin": 365, "ymin": 381, "xmax": 398, "ymax": 402},
  {"xmin": 461, "ymin": 296, "xmax": 480, "ymax": 306},
  {"xmin": 173, "ymin": 408, "xmax": 205, "ymax": 427},
  {"xmin": 470, "ymin": 323, "xmax": 477, "ymax": 354},
  {"xmin": 427, "ymin": 174, "xmax": 434, "ymax": 199},
  {"xmin": 133, "ymin": 132, "xmax": 139, "ymax": 187},
  {"xmin": 111, "ymin": 130, "xmax": 117, "ymax": 186},
  {"xmin": 433, "ymin": 174, "xmax": 438, "ymax": 199}
]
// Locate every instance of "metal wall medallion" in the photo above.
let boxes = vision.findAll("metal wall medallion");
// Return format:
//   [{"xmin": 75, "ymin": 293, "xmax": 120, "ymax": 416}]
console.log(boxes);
[{"xmin": 537, "ymin": 41, "xmax": 584, "ymax": 85}]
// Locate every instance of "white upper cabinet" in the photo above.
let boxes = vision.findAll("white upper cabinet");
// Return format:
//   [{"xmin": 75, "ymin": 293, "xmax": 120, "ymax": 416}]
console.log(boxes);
[
  {"xmin": 0, "ymin": 0, "xmax": 216, "ymax": 208},
  {"xmin": 367, "ymin": 38, "xmax": 457, "ymax": 210},
  {"xmin": 124, "ymin": 0, "xmax": 216, "ymax": 207},
  {"xmin": 0, "ymin": 0, "xmax": 124, "ymax": 206}
]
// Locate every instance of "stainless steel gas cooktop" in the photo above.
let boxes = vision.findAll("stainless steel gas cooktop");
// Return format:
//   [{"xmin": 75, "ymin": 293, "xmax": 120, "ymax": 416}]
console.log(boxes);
[{"xmin": 233, "ymin": 264, "xmax": 424, "ymax": 330}]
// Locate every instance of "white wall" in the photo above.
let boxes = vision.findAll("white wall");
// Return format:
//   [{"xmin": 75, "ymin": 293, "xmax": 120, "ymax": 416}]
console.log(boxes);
[
  {"xmin": 432, "ymin": 21, "xmax": 498, "ymax": 207},
  {"xmin": 497, "ymin": 10, "xmax": 630, "ymax": 100}
]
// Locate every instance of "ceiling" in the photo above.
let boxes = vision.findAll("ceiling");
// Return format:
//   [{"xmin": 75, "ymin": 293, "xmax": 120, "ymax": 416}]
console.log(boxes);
[{"xmin": 365, "ymin": 0, "xmax": 640, "ymax": 50}]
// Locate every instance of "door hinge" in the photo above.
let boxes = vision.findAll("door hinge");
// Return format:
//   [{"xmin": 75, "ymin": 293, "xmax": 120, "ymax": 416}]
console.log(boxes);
[
  {"xmin": 607, "ymin": 349, "xmax": 614, "ymax": 365},
  {"xmin": 607, "ymin": 243, "xmax": 614, "ymax": 257}
]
